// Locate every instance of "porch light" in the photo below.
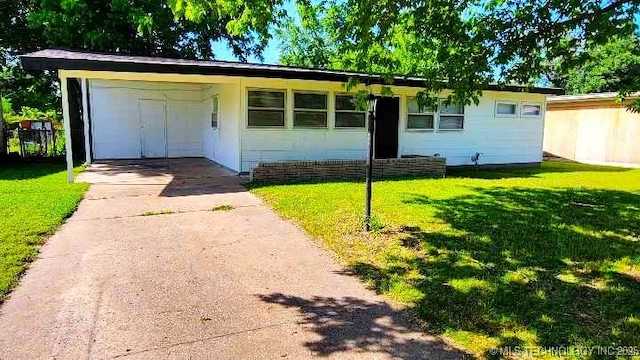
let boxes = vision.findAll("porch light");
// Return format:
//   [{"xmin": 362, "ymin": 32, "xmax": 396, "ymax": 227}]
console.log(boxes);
[{"xmin": 367, "ymin": 93, "xmax": 378, "ymax": 113}]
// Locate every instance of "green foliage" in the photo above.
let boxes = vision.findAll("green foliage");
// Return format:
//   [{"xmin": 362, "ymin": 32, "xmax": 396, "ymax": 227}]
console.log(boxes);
[
  {"xmin": 17, "ymin": 107, "xmax": 46, "ymax": 120},
  {"xmin": 252, "ymin": 162, "xmax": 640, "ymax": 357},
  {"xmin": 2, "ymin": 105, "xmax": 60, "ymax": 124},
  {"xmin": 548, "ymin": 35, "xmax": 640, "ymax": 95},
  {"xmin": 1, "ymin": 97, "xmax": 12, "ymax": 117},
  {"xmin": 1, "ymin": 58, "xmax": 60, "ymax": 115},
  {"xmin": 277, "ymin": 0, "xmax": 639, "ymax": 107},
  {"xmin": 24, "ymin": 0, "xmax": 229, "ymax": 59},
  {"xmin": 0, "ymin": 164, "xmax": 88, "ymax": 301},
  {"xmin": 1, "ymin": 0, "xmax": 287, "ymax": 123},
  {"xmin": 168, "ymin": 0, "xmax": 288, "ymax": 60},
  {"xmin": 276, "ymin": 3, "xmax": 337, "ymax": 69}
]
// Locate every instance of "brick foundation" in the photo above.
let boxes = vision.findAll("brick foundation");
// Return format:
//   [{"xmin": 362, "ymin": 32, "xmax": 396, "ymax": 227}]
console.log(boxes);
[{"xmin": 250, "ymin": 157, "xmax": 446, "ymax": 183}]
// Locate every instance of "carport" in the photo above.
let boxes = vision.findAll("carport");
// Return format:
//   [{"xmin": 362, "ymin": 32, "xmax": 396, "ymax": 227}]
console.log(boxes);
[{"xmin": 20, "ymin": 50, "xmax": 243, "ymax": 182}]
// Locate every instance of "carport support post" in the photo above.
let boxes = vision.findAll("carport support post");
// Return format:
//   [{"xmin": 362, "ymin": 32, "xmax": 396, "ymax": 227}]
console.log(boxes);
[
  {"xmin": 60, "ymin": 76, "xmax": 74, "ymax": 183},
  {"xmin": 81, "ymin": 78, "xmax": 91, "ymax": 165}
]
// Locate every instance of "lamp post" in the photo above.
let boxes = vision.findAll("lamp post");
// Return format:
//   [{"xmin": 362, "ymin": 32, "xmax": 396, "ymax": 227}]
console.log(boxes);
[{"xmin": 364, "ymin": 93, "xmax": 377, "ymax": 231}]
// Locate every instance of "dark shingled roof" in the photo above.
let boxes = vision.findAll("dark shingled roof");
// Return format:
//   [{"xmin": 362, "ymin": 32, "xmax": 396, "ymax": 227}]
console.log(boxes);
[{"xmin": 20, "ymin": 49, "xmax": 564, "ymax": 95}]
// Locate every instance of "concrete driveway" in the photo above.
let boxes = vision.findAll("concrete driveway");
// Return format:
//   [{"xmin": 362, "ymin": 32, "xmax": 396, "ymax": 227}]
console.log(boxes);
[{"xmin": 0, "ymin": 159, "xmax": 465, "ymax": 359}]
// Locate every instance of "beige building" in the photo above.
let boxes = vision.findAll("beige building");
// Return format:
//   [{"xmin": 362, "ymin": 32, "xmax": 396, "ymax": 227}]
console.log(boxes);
[{"xmin": 544, "ymin": 93, "xmax": 640, "ymax": 166}]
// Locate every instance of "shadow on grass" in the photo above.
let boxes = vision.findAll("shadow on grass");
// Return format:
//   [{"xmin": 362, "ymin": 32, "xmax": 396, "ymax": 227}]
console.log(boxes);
[
  {"xmin": 256, "ymin": 293, "xmax": 469, "ymax": 359},
  {"xmin": 0, "ymin": 161, "xmax": 68, "ymax": 180},
  {"xmin": 348, "ymin": 187, "xmax": 640, "ymax": 357},
  {"xmin": 446, "ymin": 162, "xmax": 630, "ymax": 180}
]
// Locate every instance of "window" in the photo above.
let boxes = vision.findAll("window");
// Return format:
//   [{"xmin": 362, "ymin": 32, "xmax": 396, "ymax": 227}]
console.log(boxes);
[
  {"xmin": 335, "ymin": 94, "xmax": 366, "ymax": 128},
  {"xmin": 495, "ymin": 101, "xmax": 517, "ymax": 116},
  {"xmin": 521, "ymin": 102, "xmax": 542, "ymax": 117},
  {"xmin": 294, "ymin": 92, "xmax": 327, "ymax": 128},
  {"xmin": 407, "ymin": 97, "xmax": 435, "ymax": 130},
  {"xmin": 211, "ymin": 95, "xmax": 219, "ymax": 129},
  {"xmin": 248, "ymin": 90, "xmax": 285, "ymax": 127},
  {"xmin": 438, "ymin": 101, "xmax": 464, "ymax": 130}
]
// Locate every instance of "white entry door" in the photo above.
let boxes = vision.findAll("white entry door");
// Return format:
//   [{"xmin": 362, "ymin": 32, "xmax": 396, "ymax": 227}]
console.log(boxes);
[{"xmin": 139, "ymin": 99, "xmax": 167, "ymax": 158}]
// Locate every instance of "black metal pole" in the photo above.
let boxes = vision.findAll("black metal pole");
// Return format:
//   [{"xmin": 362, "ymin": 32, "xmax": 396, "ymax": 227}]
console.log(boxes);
[{"xmin": 364, "ymin": 108, "xmax": 375, "ymax": 231}]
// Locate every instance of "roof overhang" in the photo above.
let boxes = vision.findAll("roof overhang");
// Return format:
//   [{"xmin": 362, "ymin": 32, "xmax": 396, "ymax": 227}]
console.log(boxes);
[
  {"xmin": 20, "ymin": 49, "xmax": 564, "ymax": 95},
  {"xmin": 548, "ymin": 92, "xmax": 639, "ymax": 104}
]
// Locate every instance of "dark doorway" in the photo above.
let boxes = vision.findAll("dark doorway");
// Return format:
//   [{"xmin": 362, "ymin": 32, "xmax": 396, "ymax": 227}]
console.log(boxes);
[{"xmin": 374, "ymin": 97, "xmax": 399, "ymax": 159}]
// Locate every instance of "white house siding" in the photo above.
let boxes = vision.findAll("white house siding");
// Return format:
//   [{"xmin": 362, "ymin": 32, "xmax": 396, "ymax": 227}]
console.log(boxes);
[
  {"xmin": 239, "ymin": 78, "xmax": 370, "ymax": 172},
  {"xmin": 75, "ymin": 71, "xmax": 546, "ymax": 172},
  {"xmin": 400, "ymin": 91, "xmax": 547, "ymax": 165},
  {"xmin": 238, "ymin": 77, "xmax": 547, "ymax": 172},
  {"xmin": 201, "ymin": 83, "xmax": 242, "ymax": 171},
  {"xmin": 89, "ymin": 80, "xmax": 209, "ymax": 159}
]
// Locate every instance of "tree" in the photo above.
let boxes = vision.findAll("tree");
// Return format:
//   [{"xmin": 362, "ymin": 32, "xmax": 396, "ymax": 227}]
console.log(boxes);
[
  {"xmin": 546, "ymin": 35, "xmax": 640, "ymax": 95},
  {"xmin": 167, "ymin": 0, "xmax": 288, "ymax": 61},
  {"xmin": 24, "ymin": 0, "xmax": 249, "ymax": 60},
  {"xmin": 274, "ymin": 0, "xmax": 639, "ymax": 107},
  {"xmin": 1, "ymin": 56, "xmax": 59, "ymax": 114},
  {"xmin": 0, "ymin": 0, "xmax": 288, "ymax": 122},
  {"xmin": 276, "ymin": 5, "xmax": 335, "ymax": 69}
]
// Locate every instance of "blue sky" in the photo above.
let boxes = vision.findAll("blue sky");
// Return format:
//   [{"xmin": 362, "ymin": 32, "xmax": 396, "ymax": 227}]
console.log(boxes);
[
  {"xmin": 211, "ymin": 0, "xmax": 297, "ymax": 64},
  {"xmin": 211, "ymin": 37, "xmax": 282, "ymax": 64}
]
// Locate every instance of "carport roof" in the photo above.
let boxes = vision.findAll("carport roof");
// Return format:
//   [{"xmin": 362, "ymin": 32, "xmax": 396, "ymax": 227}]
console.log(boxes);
[{"xmin": 21, "ymin": 49, "xmax": 564, "ymax": 95}]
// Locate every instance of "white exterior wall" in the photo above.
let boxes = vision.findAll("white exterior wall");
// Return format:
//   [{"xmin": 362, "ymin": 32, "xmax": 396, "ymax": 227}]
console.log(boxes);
[
  {"xmin": 89, "ymin": 79, "xmax": 209, "ymax": 159},
  {"xmin": 68, "ymin": 70, "xmax": 546, "ymax": 174},
  {"xmin": 238, "ymin": 77, "xmax": 547, "ymax": 172},
  {"xmin": 400, "ymin": 91, "xmax": 547, "ymax": 165},
  {"xmin": 239, "ymin": 78, "xmax": 371, "ymax": 172},
  {"xmin": 201, "ymin": 84, "xmax": 241, "ymax": 171}
]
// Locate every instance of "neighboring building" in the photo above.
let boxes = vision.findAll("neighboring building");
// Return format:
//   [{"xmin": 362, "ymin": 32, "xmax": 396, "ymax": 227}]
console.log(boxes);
[
  {"xmin": 545, "ymin": 93, "xmax": 640, "ymax": 166},
  {"xmin": 20, "ymin": 49, "xmax": 561, "ymax": 181}
]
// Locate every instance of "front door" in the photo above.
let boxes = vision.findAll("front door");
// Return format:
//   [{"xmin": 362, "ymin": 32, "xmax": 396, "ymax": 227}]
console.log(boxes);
[
  {"xmin": 139, "ymin": 99, "xmax": 167, "ymax": 158},
  {"xmin": 374, "ymin": 97, "xmax": 400, "ymax": 159}
]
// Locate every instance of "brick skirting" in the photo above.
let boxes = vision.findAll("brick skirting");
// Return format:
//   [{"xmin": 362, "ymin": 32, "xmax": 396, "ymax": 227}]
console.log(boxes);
[{"xmin": 250, "ymin": 157, "xmax": 446, "ymax": 183}]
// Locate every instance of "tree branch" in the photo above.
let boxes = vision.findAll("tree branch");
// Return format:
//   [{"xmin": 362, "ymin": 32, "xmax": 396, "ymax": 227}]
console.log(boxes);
[{"xmin": 550, "ymin": 0, "xmax": 636, "ymax": 31}]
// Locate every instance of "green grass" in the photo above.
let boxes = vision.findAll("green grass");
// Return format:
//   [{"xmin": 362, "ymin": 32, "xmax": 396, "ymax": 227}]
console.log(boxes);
[
  {"xmin": 211, "ymin": 204, "xmax": 234, "ymax": 212},
  {"xmin": 251, "ymin": 162, "xmax": 640, "ymax": 358},
  {"xmin": 141, "ymin": 209, "xmax": 175, "ymax": 216},
  {"xmin": 0, "ymin": 163, "xmax": 88, "ymax": 301}
]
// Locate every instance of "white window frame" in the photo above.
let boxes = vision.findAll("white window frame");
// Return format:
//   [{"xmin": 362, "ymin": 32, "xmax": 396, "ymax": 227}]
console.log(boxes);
[
  {"xmin": 520, "ymin": 101, "xmax": 543, "ymax": 118},
  {"xmin": 247, "ymin": 88, "xmax": 287, "ymax": 128},
  {"xmin": 437, "ymin": 99, "xmax": 465, "ymax": 131},
  {"xmin": 406, "ymin": 97, "xmax": 436, "ymax": 131},
  {"xmin": 495, "ymin": 100, "xmax": 518, "ymax": 117},
  {"xmin": 292, "ymin": 91, "xmax": 328, "ymax": 129},
  {"xmin": 211, "ymin": 95, "xmax": 219, "ymax": 130},
  {"xmin": 334, "ymin": 93, "xmax": 367, "ymax": 129}
]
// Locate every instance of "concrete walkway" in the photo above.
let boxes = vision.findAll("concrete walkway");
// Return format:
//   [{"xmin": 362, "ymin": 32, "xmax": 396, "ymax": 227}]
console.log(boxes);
[{"xmin": 0, "ymin": 159, "xmax": 465, "ymax": 359}]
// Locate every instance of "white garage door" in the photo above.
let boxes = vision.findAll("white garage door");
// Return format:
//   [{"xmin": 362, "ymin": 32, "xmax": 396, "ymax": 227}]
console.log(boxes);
[{"xmin": 90, "ymin": 81, "xmax": 205, "ymax": 159}]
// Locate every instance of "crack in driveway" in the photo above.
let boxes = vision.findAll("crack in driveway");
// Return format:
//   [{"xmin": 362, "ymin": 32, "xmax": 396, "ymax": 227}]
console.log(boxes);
[{"xmin": 112, "ymin": 321, "xmax": 292, "ymax": 358}]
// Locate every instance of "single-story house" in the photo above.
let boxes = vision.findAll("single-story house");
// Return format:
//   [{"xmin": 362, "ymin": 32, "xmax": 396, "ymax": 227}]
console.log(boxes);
[
  {"xmin": 20, "ymin": 49, "xmax": 562, "ymax": 181},
  {"xmin": 545, "ymin": 93, "xmax": 640, "ymax": 167}
]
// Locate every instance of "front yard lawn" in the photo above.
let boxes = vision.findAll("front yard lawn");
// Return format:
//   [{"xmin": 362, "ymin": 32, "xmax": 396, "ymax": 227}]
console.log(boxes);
[
  {"xmin": 251, "ymin": 162, "xmax": 640, "ymax": 358},
  {"xmin": 0, "ymin": 163, "xmax": 88, "ymax": 301}
]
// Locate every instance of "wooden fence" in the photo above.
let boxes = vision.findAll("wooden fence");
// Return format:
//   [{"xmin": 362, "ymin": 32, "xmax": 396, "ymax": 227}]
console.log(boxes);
[{"xmin": 544, "ymin": 99, "xmax": 640, "ymax": 165}]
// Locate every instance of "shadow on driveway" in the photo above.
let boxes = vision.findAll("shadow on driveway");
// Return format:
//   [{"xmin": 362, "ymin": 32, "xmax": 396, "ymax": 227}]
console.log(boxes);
[{"xmin": 257, "ymin": 293, "xmax": 470, "ymax": 359}]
